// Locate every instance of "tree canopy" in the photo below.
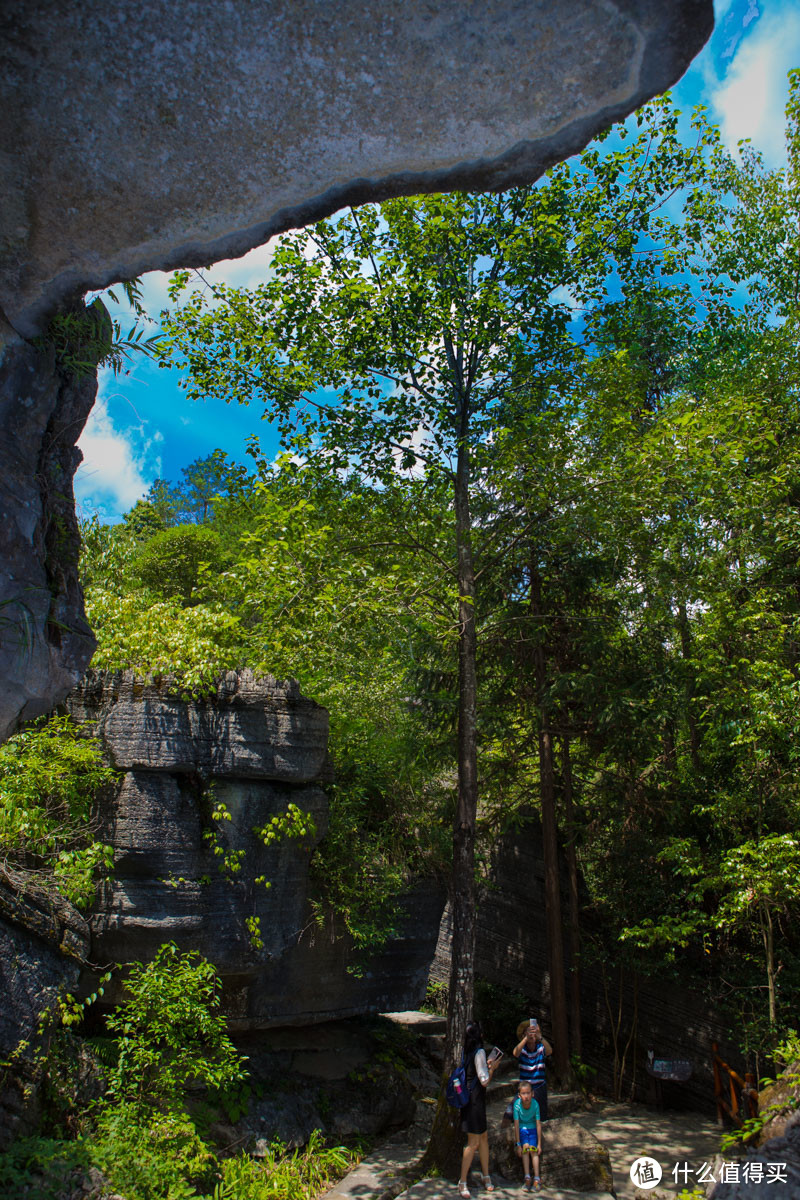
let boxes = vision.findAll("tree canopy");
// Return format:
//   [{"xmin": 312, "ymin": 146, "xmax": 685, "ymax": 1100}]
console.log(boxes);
[{"xmin": 71, "ymin": 77, "xmax": 800, "ymax": 1135}]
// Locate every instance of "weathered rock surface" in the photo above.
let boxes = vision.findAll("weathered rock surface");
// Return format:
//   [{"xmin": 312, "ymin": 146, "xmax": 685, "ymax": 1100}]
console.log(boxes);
[
  {"xmin": 709, "ymin": 1111, "xmax": 800, "ymax": 1199},
  {"xmin": 490, "ymin": 1112, "xmax": 613, "ymax": 1192},
  {"xmin": 755, "ymin": 1059, "xmax": 800, "ymax": 1145},
  {"xmin": 199, "ymin": 1017, "xmax": 425, "ymax": 1153},
  {"xmin": 0, "ymin": 319, "xmax": 97, "ymax": 741},
  {"xmin": 68, "ymin": 668, "xmax": 330, "ymax": 781},
  {"xmin": 0, "ymin": 1, "xmax": 713, "ymax": 736},
  {"xmin": 1, "ymin": 2, "xmax": 713, "ymax": 339},
  {"xmin": 0, "ymin": 866, "xmax": 91, "ymax": 1147},
  {"xmin": 67, "ymin": 670, "xmax": 444, "ymax": 1027}
]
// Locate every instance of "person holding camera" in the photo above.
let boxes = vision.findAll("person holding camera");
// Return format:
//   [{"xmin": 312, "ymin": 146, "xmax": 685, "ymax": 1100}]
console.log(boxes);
[{"xmin": 513, "ymin": 1018, "xmax": 553, "ymax": 1121}]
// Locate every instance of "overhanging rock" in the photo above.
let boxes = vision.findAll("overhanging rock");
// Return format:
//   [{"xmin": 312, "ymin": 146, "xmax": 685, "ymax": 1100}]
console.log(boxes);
[
  {"xmin": 0, "ymin": 1, "xmax": 713, "ymax": 736},
  {"xmin": 2, "ymin": 1, "xmax": 713, "ymax": 338}
]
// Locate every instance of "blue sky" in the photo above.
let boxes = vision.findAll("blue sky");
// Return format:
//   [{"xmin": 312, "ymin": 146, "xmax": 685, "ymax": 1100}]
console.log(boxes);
[{"xmin": 74, "ymin": 0, "xmax": 800, "ymax": 523}]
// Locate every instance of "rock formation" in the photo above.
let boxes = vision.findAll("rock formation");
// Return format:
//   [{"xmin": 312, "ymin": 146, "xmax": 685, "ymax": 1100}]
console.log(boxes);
[
  {"xmin": 0, "ymin": 668, "xmax": 444, "ymax": 1146},
  {"xmin": 0, "ymin": 322, "xmax": 97, "ymax": 741},
  {"xmin": 0, "ymin": 866, "xmax": 91, "ymax": 1142},
  {"xmin": 709, "ymin": 1113, "xmax": 800, "ymax": 1200},
  {"xmin": 0, "ymin": 1, "xmax": 713, "ymax": 738},
  {"xmin": 1, "ymin": 2, "xmax": 713, "ymax": 338},
  {"xmin": 65, "ymin": 669, "xmax": 444, "ymax": 1026}
]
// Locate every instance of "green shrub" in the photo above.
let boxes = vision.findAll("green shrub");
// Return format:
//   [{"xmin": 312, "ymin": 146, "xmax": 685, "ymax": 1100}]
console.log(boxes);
[
  {"xmin": 91, "ymin": 1102, "xmax": 215, "ymax": 1200},
  {"xmin": 89, "ymin": 945, "xmax": 244, "ymax": 1198},
  {"xmin": 86, "ymin": 590, "xmax": 242, "ymax": 697},
  {"xmin": 131, "ymin": 524, "xmax": 224, "ymax": 602},
  {"xmin": 0, "ymin": 1135, "xmax": 89, "ymax": 1197},
  {"xmin": 214, "ymin": 1130, "xmax": 355, "ymax": 1200},
  {"xmin": 0, "ymin": 714, "xmax": 116, "ymax": 906},
  {"xmin": 422, "ymin": 979, "xmax": 448, "ymax": 1015},
  {"xmin": 105, "ymin": 943, "xmax": 244, "ymax": 1110}
]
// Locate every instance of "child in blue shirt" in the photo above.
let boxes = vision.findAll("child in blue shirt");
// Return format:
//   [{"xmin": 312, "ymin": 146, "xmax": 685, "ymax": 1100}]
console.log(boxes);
[{"xmin": 513, "ymin": 1080, "xmax": 542, "ymax": 1190}]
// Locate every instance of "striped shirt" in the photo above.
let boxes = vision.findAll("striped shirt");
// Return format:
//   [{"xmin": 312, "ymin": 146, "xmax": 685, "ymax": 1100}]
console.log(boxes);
[{"xmin": 518, "ymin": 1042, "xmax": 547, "ymax": 1087}]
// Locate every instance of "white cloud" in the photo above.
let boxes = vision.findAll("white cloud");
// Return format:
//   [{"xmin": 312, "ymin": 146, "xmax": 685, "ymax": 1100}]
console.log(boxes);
[
  {"xmin": 74, "ymin": 378, "xmax": 161, "ymax": 521},
  {"xmin": 132, "ymin": 238, "xmax": 278, "ymax": 319},
  {"xmin": 710, "ymin": 4, "xmax": 800, "ymax": 165},
  {"xmin": 391, "ymin": 423, "xmax": 430, "ymax": 479}
]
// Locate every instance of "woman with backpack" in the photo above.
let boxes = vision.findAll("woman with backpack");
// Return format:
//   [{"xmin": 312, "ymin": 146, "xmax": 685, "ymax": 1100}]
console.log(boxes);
[{"xmin": 458, "ymin": 1020, "xmax": 499, "ymax": 1197}]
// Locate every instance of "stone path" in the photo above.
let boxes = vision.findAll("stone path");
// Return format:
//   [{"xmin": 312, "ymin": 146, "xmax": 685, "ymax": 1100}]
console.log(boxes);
[
  {"xmin": 572, "ymin": 1101, "xmax": 720, "ymax": 1197},
  {"xmin": 323, "ymin": 1011, "xmax": 721, "ymax": 1200},
  {"xmin": 324, "ymin": 1099, "xmax": 721, "ymax": 1200}
]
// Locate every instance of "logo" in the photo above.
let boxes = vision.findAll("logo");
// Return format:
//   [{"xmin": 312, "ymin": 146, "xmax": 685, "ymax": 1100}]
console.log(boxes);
[{"xmin": 630, "ymin": 1157, "xmax": 663, "ymax": 1189}]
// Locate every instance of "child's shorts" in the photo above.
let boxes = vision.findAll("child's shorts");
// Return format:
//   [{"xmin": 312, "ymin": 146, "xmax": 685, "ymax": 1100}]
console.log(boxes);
[{"xmin": 519, "ymin": 1126, "xmax": 538, "ymax": 1151}]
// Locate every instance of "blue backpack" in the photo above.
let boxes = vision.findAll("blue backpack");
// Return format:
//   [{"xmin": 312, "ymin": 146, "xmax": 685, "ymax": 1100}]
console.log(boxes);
[{"xmin": 446, "ymin": 1055, "xmax": 476, "ymax": 1108}]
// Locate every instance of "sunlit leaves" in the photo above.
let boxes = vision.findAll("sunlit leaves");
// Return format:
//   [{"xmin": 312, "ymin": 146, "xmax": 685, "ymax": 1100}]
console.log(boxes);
[{"xmin": 0, "ymin": 715, "xmax": 117, "ymax": 907}]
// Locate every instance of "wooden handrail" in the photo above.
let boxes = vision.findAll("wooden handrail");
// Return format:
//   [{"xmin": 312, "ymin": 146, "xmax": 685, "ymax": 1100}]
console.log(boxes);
[{"xmin": 712, "ymin": 1042, "xmax": 759, "ymax": 1130}]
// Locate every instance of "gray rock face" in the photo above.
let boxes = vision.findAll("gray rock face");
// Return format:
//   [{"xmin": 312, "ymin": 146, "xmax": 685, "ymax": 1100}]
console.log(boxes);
[
  {"xmin": 68, "ymin": 669, "xmax": 330, "ymax": 781},
  {"xmin": 67, "ymin": 670, "xmax": 444, "ymax": 1028},
  {"xmin": 0, "ymin": 867, "xmax": 91, "ymax": 1147},
  {"xmin": 709, "ymin": 1113, "xmax": 800, "ymax": 1199},
  {"xmin": 1, "ymin": 2, "xmax": 713, "ymax": 339},
  {"xmin": 0, "ymin": 319, "xmax": 96, "ymax": 741},
  {"xmin": 0, "ymin": 1, "xmax": 712, "ymax": 737}
]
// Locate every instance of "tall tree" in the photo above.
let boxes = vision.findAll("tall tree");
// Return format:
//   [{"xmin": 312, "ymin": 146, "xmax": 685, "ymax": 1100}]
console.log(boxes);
[{"xmin": 160, "ymin": 96, "xmax": 713, "ymax": 1160}]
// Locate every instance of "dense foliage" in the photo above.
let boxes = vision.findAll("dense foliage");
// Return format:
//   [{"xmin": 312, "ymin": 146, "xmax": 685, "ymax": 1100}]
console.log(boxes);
[
  {"xmin": 0, "ymin": 947, "xmax": 358, "ymax": 1199},
  {"xmin": 0, "ymin": 715, "xmax": 116, "ymax": 906},
  {"xmin": 71, "ymin": 80, "xmax": 800, "ymax": 1066},
  {"xmin": 6, "ymin": 81, "xmax": 799, "ymax": 1192}
]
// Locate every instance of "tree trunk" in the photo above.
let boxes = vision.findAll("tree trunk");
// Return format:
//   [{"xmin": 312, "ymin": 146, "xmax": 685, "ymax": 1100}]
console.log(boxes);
[
  {"xmin": 761, "ymin": 901, "xmax": 777, "ymax": 1027},
  {"xmin": 676, "ymin": 598, "xmax": 701, "ymax": 772},
  {"xmin": 421, "ymin": 412, "xmax": 480, "ymax": 1175},
  {"xmin": 531, "ymin": 566, "xmax": 570, "ymax": 1081},
  {"xmin": 561, "ymin": 736, "xmax": 582, "ymax": 1061}
]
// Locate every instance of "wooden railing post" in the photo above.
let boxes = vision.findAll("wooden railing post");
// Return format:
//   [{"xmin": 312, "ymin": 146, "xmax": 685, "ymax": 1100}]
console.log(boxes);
[
  {"xmin": 712, "ymin": 1042, "xmax": 725, "ymax": 1127},
  {"xmin": 743, "ymin": 1072, "xmax": 759, "ymax": 1122},
  {"xmin": 730, "ymin": 1072, "xmax": 739, "ymax": 1120},
  {"xmin": 711, "ymin": 1043, "xmax": 759, "ymax": 1129}
]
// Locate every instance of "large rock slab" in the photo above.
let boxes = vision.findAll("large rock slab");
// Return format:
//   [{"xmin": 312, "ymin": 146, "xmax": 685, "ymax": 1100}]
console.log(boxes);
[
  {"xmin": 0, "ymin": 866, "xmax": 91, "ymax": 1147},
  {"xmin": 68, "ymin": 668, "xmax": 329, "ymax": 781},
  {"xmin": 1, "ymin": 2, "xmax": 713, "ymax": 338},
  {"xmin": 490, "ymin": 1112, "xmax": 614, "ymax": 1193},
  {"xmin": 67, "ymin": 670, "xmax": 445, "ymax": 1028}
]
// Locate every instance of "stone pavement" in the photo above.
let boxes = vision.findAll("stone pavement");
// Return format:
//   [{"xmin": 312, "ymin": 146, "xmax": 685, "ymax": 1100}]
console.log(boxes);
[
  {"xmin": 322, "ymin": 1103, "xmax": 433, "ymax": 1200},
  {"xmin": 324, "ymin": 1099, "xmax": 722, "ymax": 1200},
  {"xmin": 396, "ymin": 1181, "xmax": 609, "ymax": 1199},
  {"xmin": 572, "ymin": 1101, "xmax": 720, "ymax": 1197},
  {"xmin": 324, "ymin": 1012, "xmax": 721, "ymax": 1200}
]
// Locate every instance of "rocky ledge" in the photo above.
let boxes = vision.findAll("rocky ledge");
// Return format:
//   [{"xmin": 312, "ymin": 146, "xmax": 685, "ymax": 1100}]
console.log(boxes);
[{"xmin": 66, "ymin": 669, "xmax": 444, "ymax": 1028}]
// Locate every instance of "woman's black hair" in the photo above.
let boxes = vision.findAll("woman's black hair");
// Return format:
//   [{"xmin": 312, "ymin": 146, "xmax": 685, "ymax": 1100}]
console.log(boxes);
[{"xmin": 464, "ymin": 1020, "xmax": 483, "ymax": 1058}]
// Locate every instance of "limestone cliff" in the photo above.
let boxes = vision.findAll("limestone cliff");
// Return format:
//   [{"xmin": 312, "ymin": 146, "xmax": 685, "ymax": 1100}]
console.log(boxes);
[
  {"xmin": 67, "ymin": 669, "xmax": 444, "ymax": 1027},
  {"xmin": 1, "ymin": 668, "xmax": 444, "ymax": 1146}
]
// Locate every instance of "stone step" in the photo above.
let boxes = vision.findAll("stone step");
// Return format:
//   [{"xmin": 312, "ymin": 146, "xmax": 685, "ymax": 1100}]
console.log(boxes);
[{"xmin": 384, "ymin": 1011, "xmax": 448, "ymax": 1036}]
